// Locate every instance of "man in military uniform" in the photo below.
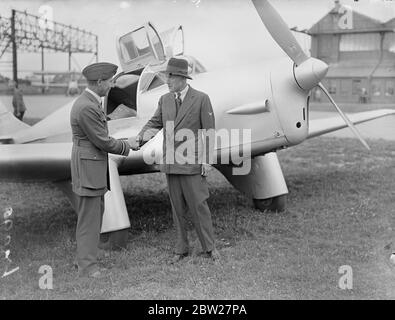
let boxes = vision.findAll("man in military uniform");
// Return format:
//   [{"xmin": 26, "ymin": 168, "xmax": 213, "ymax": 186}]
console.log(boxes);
[
  {"xmin": 130, "ymin": 57, "xmax": 219, "ymax": 263},
  {"xmin": 70, "ymin": 62, "xmax": 130, "ymax": 278}
]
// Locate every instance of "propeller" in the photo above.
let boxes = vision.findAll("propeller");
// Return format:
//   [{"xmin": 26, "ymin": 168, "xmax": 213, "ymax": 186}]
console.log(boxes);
[
  {"xmin": 318, "ymin": 83, "xmax": 370, "ymax": 150},
  {"xmin": 251, "ymin": 0, "xmax": 308, "ymax": 66},
  {"xmin": 251, "ymin": 0, "xmax": 370, "ymax": 150}
]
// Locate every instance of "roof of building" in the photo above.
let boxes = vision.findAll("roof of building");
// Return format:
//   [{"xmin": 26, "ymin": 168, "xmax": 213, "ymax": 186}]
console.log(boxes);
[
  {"xmin": 325, "ymin": 60, "xmax": 395, "ymax": 78},
  {"xmin": 372, "ymin": 65, "xmax": 395, "ymax": 78},
  {"xmin": 385, "ymin": 18, "xmax": 395, "ymax": 29},
  {"xmin": 326, "ymin": 65, "xmax": 375, "ymax": 78},
  {"xmin": 346, "ymin": 3, "xmax": 395, "ymax": 23},
  {"xmin": 309, "ymin": 1, "xmax": 395, "ymax": 34}
]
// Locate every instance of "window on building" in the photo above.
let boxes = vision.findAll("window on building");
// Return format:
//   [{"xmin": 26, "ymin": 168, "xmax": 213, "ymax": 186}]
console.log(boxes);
[
  {"xmin": 339, "ymin": 33, "xmax": 380, "ymax": 51},
  {"xmin": 352, "ymin": 79, "xmax": 361, "ymax": 95},
  {"xmin": 318, "ymin": 35, "xmax": 335, "ymax": 58},
  {"xmin": 371, "ymin": 80, "xmax": 382, "ymax": 96},
  {"xmin": 385, "ymin": 80, "xmax": 394, "ymax": 96},
  {"xmin": 383, "ymin": 33, "xmax": 395, "ymax": 53},
  {"xmin": 328, "ymin": 79, "xmax": 337, "ymax": 94},
  {"xmin": 340, "ymin": 79, "xmax": 351, "ymax": 96}
]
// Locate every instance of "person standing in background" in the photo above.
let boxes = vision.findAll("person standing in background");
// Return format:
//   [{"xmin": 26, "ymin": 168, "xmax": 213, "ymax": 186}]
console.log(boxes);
[{"xmin": 11, "ymin": 82, "xmax": 26, "ymax": 121}]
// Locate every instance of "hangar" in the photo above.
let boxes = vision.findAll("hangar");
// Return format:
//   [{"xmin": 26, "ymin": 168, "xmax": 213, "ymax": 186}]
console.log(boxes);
[{"xmin": 309, "ymin": 0, "xmax": 395, "ymax": 103}]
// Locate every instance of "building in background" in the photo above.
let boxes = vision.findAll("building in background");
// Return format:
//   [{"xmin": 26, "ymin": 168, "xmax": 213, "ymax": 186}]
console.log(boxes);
[{"xmin": 309, "ymin": 0, "xmax": 395, "ymax": 103}]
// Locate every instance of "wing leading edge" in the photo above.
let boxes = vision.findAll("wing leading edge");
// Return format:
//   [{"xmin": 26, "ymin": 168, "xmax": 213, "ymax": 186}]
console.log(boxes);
[
  {"xmin": 2, "ymin": 109, "xmax": 394, "ymax": 182},
  {"xmin": 308, "ymin": 109, "xmax": 395, "ymax": 139},
  {"xmin": 0, "ymin": 100, "xmax": 30, "ymax": 140}
]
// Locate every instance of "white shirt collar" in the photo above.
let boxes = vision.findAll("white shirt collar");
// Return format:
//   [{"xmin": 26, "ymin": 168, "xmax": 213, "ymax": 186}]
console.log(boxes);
[
  {"xmin": 85, "ymin": 88, "xmax": 102, "ymax": 105},
  {"xmin": 175, "ymin": 84, "xmax": 189, "ymax": 101}
]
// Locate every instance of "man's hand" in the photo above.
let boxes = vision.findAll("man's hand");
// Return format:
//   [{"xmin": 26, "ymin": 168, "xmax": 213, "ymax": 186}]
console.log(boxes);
[
  {"xmin": 201, "ymin": 163, "xmax": 211, "ymax": 177},
  {"xmin": 128, "ymin": 135, "xmax": 141, "ymax": 151}
]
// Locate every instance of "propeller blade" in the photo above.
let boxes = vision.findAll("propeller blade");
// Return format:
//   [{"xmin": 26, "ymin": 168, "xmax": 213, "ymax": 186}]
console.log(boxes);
[
  {"xmin": 318, "ymin": 82, "xmax": 371, "ymax": 151},
  {"xmin": 251, "ymin": 0, "xmax": 309, "ymax": 66}
]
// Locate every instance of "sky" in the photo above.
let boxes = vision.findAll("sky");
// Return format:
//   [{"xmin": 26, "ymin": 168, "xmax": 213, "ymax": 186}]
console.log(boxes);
[{"xmin": 0, "ymin": 0, "xmax": 394, "ymax": 78}]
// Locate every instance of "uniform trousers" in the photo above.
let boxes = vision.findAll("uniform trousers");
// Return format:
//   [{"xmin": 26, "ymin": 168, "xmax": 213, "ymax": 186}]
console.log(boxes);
[
  {"xmin": 75, "ymin": 194, "xmax": 104, "ymax": 274},
  {"xmin": 166, "ymin": 174, "xmax": 215, "ymax": 254}
]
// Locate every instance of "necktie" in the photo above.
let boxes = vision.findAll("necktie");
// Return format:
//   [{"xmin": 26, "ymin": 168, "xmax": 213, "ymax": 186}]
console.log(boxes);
[{"xmin": 175, "ymin": 92, "xmax": 182, "ymax": 115}]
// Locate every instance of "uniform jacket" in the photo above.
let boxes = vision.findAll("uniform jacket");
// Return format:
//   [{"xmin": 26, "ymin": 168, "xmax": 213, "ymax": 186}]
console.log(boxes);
[
  {"xmin": 70, "ymin": 90, "xmax": 129, "ymax": 196},
  {"xmin": 139, "ymin": 86, "xmax": 215, "ymax": 175},
  {"xmin": 12, "ymin": 88, "xmax": 26, "ymax": 114}
]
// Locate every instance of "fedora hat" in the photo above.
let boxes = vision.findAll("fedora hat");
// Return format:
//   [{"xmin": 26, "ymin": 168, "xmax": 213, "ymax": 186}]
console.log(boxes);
[{"xmin": 163, "ymin": 57, "xmax": 192, "ymax": 80}]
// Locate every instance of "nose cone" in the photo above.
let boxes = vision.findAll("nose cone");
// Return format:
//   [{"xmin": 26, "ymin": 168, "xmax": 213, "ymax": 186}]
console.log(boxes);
[
  {"xmin": 312, "ymin": 59, "xmax": 329, "ymax": 82},
  {"xmin": 294, "ymin": 58, "xmax": 328, "ymax": 91}
]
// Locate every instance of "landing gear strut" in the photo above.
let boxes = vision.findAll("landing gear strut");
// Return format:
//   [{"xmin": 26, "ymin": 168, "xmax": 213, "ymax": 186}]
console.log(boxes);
[
  {"xmin": 100, "ymin": 228, "xmax": 129, "ymax": 250},
  {"xmin": 216, "ymin": 153, "xmax": 289, "ymax": 212},
  {"xmin": 253, "ymin": 194, "xmax": 286, "ymax": 212}
]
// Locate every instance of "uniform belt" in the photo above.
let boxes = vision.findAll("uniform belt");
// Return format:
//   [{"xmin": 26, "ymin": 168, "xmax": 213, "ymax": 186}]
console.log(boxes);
[{"xmin": 73, "ymin": 139, "xmax": 93, "ymax": 147}]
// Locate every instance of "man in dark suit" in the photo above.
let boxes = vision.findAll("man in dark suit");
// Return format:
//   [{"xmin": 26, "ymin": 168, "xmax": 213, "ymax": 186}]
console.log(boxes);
[
  {"xmin": 131, "ymin": 57, "xmax": 219, "ymax": 263},
  {"xmin": 70, "ymin": 62, "xmax": 130, "ymax": 278}
]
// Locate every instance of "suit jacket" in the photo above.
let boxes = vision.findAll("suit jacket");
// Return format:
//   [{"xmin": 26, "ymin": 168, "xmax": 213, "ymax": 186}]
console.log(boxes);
[
  {"xmin": 70, "ymin": 90, "xmax": 130, "ymax": 196},
  {"xmin": 138, "ymin": 86, "xmax": 215, "ymax": 175}
]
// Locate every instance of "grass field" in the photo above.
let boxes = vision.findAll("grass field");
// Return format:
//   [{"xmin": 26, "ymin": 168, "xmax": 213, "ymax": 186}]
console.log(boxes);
[{"xmin": 1, "ymin": 136, "xmax": 395, "ymax": 299}]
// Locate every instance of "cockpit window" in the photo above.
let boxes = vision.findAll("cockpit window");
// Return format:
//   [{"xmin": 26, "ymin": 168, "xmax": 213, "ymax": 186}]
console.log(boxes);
[
  {"xmin": 117, "ymin": 23, "xmax": 166, "ymax": 73},
  {"xmin": 147, "ymin": 27, "xmax": 165, "ymax": 61},
  {"xmin": 148, "ymin": 75, "xmax": 166, "ymax": 91},
  {"xmin": 139, "ymin": 56, "xmax": 207, "ymax": 93},
  {"xmin": 119, "ymin": 28, "xmax": 151, "ymax": 61},
  {"xmin": 138, "ymin": 61, "xmax": 165, "ymax": 93},
  {"xmin": 160, "ymin": 26, "xmax": 184, "ymax": 57}
]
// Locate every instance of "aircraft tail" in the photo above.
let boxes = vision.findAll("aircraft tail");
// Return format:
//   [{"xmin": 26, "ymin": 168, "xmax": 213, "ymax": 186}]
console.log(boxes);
[{"xmin": 0, "ymin": 99, "xmax": 30, "ymax": 143}]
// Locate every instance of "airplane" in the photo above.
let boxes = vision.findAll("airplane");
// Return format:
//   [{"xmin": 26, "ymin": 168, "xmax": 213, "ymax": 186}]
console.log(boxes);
[
  {"xmin": 0, "ymin": 0, "xmax": 394, "ymax": 249},
  {"xmin": 29, "ymin": 70, "xmax": 86, "ymax": 95}
]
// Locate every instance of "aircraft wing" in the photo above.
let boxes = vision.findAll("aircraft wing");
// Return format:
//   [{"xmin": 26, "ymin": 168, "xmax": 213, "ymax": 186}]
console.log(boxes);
[
  {"xmin": 3, "ymin": 106, "xmax": 395, "ymax": 182},
  {"xmin": 0, "ymin": 142, "xmax": 73, "ymax": 181},
  {"xmin": 0, "ymin": 134, "xmax": 163, "ymax": 182},
  {"xmin": 31, "ymin": 83, "xmax": 70, "ymax": 88},
  {"xmin": 0, "ymin": 100, "xmax": 30, "ymax": 139},
  {"xmin": 0, "ymin": 115, "xmax": 163, "ymax": 181},
  {"xmin": 308, "ymin": 109, "xmax": 395, "ymax": 139}
]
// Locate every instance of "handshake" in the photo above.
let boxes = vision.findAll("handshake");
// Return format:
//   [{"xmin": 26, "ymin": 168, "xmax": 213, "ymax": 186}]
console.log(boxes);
[{"xmin": 127, "ymin": 135, "xmax": 142, "ymax": 151}]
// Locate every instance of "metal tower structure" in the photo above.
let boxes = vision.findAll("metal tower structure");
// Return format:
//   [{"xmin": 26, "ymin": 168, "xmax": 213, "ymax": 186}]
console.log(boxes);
[{"xmin": 0, "ymin": 9, "xmax": 98, "ymax": 85}]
